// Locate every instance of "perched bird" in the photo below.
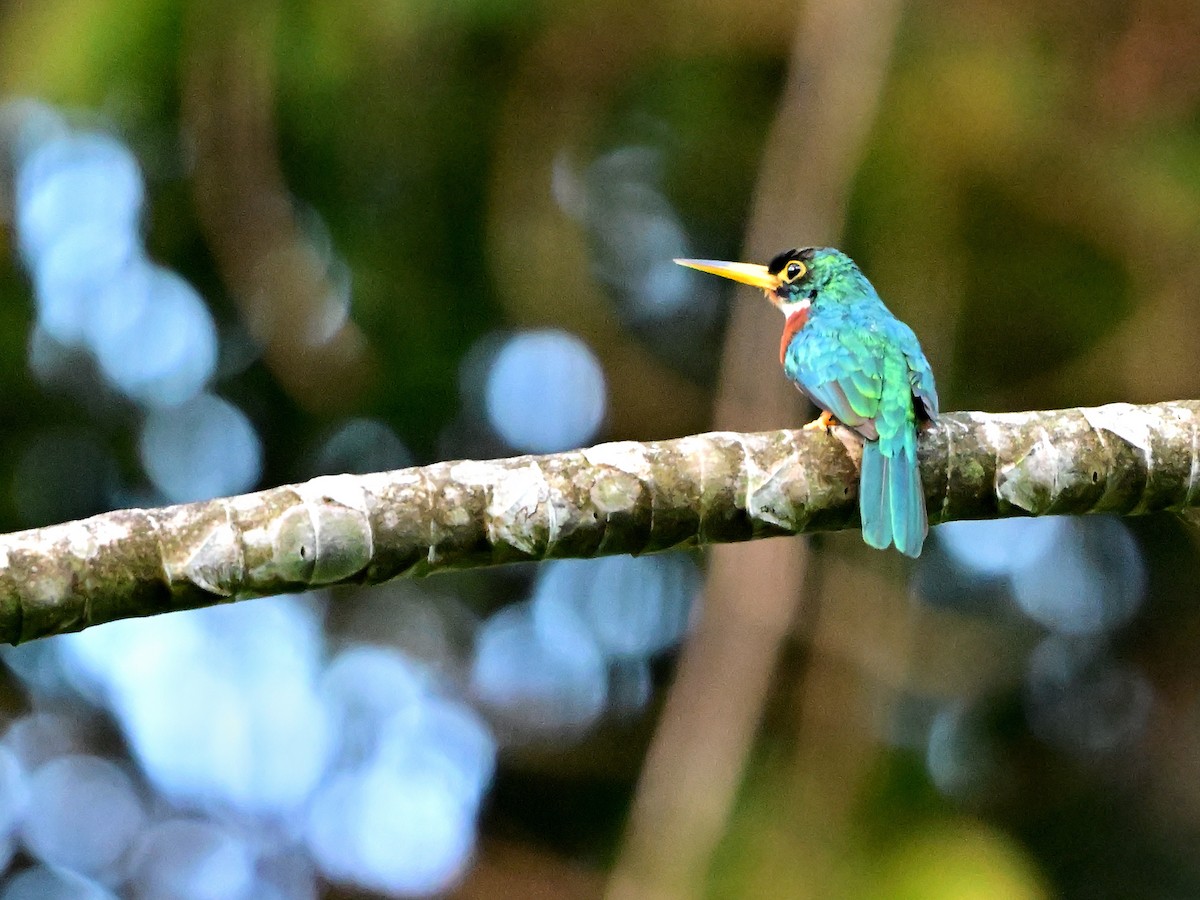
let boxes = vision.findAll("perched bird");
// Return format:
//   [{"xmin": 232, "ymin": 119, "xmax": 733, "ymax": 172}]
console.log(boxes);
[{"xmin": 675, "ymin": 248, "xmax": 938, "ymax": 557}]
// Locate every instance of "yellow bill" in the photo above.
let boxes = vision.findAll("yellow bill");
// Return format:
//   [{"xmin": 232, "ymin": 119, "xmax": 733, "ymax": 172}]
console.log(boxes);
[{"xmin": 673, "ymin": 258, "xmax": 780, "ymax": 291}]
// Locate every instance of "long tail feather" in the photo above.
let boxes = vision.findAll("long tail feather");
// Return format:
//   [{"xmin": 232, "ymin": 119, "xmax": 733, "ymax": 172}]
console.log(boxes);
[
  {"xmin": 888, "ymin": 439, "xmax": 927, "ymax": 557},
  {"xmin": 860, "ymin": 441, "xmax": 891, "ymax": 550},
  {"xmin": 860, "ymin": 433, "xmax": 928, "ymax": 557}
]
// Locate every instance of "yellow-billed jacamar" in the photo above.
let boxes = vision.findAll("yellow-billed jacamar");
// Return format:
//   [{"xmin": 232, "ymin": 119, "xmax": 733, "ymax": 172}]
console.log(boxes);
[{"xmin": 675, "ymin": 248, "xmax": 938, "ymax": 557}]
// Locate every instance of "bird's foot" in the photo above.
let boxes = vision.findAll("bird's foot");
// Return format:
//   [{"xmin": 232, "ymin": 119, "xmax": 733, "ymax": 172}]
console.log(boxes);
[{"xmin": 802, "ymin": 410, "xmax": 838, "ymax": 432}]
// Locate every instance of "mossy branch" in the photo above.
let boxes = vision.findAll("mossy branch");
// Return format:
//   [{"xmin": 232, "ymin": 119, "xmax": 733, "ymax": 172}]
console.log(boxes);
[{"xmin": 0, "ymin": 399, "xmax": 1196, "ymax": 644}]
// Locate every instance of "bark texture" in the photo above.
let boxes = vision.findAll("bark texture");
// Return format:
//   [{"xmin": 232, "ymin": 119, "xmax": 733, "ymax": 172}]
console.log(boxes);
[{"xmin": 0, "ymin": 400, "xmax": 1195, "ymax": 643}]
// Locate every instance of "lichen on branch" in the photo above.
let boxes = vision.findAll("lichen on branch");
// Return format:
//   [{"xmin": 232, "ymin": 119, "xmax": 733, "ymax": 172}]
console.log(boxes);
[{"xmin": 0, "ymin": 399, "xmax": 1196, "ymax": 644}]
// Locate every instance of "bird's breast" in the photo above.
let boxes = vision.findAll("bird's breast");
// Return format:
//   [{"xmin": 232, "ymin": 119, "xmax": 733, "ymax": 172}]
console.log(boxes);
[{"xmin": 778, "ymin": 302, "xmax": 811, "ymax": 365}]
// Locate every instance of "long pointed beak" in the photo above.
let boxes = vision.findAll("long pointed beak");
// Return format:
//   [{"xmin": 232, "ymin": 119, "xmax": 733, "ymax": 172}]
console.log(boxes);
[{"xmin": 673, "ymin": 258, "xmax": 780, "ymax": 291}]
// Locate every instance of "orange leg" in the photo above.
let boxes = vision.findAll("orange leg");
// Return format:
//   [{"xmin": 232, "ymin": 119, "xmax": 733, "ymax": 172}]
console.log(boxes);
[{"xmin": 802, "ymin": 409, "xmax": 838, "ymax": 432}]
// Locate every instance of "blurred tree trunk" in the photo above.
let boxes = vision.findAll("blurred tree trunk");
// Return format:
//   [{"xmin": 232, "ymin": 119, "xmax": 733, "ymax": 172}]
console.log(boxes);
[
  {"xmin": 608, "ymin": 0, "xmax": 883, "ymax": 894},
  {"xmin": 183, "ymin": 0, "xmax": 375, "ymax": 413}
]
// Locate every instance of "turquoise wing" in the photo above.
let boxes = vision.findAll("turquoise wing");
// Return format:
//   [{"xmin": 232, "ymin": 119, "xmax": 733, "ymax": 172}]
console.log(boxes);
[
  {"xmin": 890, "ymin": 318, "xmax": 939, "ymax": 420},
  {"xmin": 783, "ymin": 321, "xmax": 887, "ymax": 440}
]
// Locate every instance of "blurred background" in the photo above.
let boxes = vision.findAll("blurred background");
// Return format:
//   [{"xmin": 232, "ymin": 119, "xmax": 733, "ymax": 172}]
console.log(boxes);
[{"xmin": 0, "ymin": 0, "xmax": 1196, "ymax": 897}]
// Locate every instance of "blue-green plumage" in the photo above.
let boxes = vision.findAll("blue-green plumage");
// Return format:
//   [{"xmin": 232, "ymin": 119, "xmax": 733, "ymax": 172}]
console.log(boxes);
[
  {"xmin": 780, "ymin": 250, "xmax": 937, "ymax": 556},
  {"xmin": 675, "ymin": 247, "xmax": 938, "ymax": 556}
]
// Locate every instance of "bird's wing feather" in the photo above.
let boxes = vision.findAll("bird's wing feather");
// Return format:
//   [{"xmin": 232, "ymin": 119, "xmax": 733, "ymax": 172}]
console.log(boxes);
[
  {"xmin": 890, "ymin": 319, "xmax": 939, "ymax": 419},
  {"xmin": 785, "ymin": 322, "xmax": 886, "ymax": 439}
]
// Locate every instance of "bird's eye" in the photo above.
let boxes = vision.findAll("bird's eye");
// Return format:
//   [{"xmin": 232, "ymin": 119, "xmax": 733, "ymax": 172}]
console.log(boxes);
[{"xmin": 784, "ymin": 261, "xmax": 807, "ymax": 282}]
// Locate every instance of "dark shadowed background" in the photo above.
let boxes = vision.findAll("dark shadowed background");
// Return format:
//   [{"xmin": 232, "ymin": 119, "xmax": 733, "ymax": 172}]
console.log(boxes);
[{"xmin": 0, "ymin": 0, "xmax": 1197, "ymax": 897}]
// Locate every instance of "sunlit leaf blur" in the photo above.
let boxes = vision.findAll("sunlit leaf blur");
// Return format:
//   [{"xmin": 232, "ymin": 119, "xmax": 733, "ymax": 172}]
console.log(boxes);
[{"xmin": 0, "ymin": 0, "xmax": 1197, "ymax": 897}]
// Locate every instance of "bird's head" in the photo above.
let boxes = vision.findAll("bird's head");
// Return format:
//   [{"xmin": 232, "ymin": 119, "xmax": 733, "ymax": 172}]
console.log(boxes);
[{"xmin": 674, "ymin": 247, "xmax": 853, "ymax": 318}]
